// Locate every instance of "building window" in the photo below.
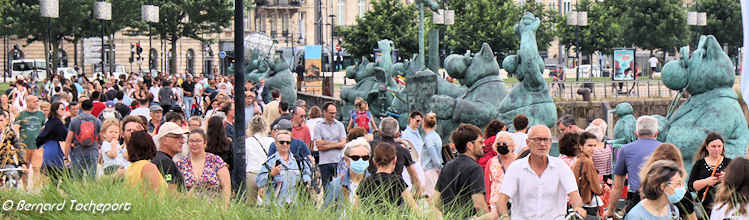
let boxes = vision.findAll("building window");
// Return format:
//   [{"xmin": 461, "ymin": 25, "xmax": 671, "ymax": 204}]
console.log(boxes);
[
  {"xmin": 186, "ymin": 49, "xmax": 195, "ymax": 74},
  {"xmin": 338, "ymin": 0, "xmax": 345, "ymax": 25},
  {"xmin": 299, "ymin": 12, "xmax": 305, "ymax": 41},
  {"xmin": 358, "ymin": 0, "xmax": 366, "ymax": 17},
  {"xmin": 270, "ymin": 16, "xmax": 277, "ymax": 37},
  {"xmin": 282, "ymin": 14, "xmax": 289, "ymax": 35},
  {"xmin": 564, "ymin": 1, "xmax": 570, "ymax": 13},
  {"xmin": 255, "ymin": 16, "xmax": 262, "ymax": 32}
]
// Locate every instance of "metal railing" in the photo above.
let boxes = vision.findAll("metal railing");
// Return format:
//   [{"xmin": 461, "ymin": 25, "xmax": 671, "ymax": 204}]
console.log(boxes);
[{"xmin": 503, "ymin": 80, "xmax": 678, "ymax": 100}]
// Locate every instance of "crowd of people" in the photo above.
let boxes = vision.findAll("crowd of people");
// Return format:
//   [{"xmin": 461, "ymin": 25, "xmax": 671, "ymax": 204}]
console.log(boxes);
[{"xmin": 0, "ymin": 71, "xmax": 749, "ymax": 219}]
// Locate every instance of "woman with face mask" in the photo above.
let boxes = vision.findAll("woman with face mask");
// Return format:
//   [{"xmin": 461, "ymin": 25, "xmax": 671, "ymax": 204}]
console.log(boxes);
[
  {"xmin": 485, "ymin": 131, "xmax": 516, "ymax": 211},
  {"xmin": 323, "ymin": 137, "xmax": 371, "ymax": 210},
  {"xmin": 625, "ymin": 160, "xmax": 686, "ymax": 220}
]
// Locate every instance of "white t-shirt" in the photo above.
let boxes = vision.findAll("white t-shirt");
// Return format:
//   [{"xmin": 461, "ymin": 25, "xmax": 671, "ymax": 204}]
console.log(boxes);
[
  {"xmin": 711, "ymin": 203, "xmax": 749, "ymax": 220},
  {"xmin": 649, "ymin": 57, "xmax": 658, "ymax": 68},
  {"xmin": 500, "ymin": 156, "xmax": 578, "ymax": 220},
  {"xmin": 511, "ymin": 132, "xmax": 528, "ymax": 154},
  {"xmin": 245, "ymin": 134, "xmax": 274, "ymax": 173},
  {"xmin": 149, "ymin": 86, "xmax": 161, "ymax": 103}
]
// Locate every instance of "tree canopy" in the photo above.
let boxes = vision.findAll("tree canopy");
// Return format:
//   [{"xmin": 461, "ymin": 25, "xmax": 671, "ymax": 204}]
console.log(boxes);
[{"xmin": 337, "ymin": 0, "xmax": 419, "ymax": 60}]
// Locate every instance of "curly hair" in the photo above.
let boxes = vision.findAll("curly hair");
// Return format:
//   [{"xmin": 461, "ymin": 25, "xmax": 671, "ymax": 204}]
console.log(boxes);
[
  {"xmin": 127, "ymin": 131, "xmax": 157, "ymax": 162},
  {"xmin": 558, "ymin": 132, "xmax": 580, "ymax": 157}
]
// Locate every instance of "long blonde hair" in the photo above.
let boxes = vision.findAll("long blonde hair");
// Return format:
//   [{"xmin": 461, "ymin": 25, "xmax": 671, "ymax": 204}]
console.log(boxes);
[{"xmin": 715, "ymin": 158, "xmax": 749, "ymax": 216}]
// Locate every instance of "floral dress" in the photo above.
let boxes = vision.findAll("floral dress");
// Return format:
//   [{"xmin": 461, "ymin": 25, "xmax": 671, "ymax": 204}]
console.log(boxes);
[{"xmin": 176, "ymin": 153, "xmax": 227, "ymax": 198}]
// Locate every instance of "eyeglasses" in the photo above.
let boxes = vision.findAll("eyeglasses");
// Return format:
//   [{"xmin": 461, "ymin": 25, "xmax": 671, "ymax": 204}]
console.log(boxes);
[
  {"xmin": 188, "ymin": 139, "xmax": 203, "ymax": 144},
  {"xmin": 529, "ymin": 137, "xmax": 552, "ymax": 143},
  {"xmin": 348, "ymin": 155, "xmax": 370, "ymax": 161},
  {"xmin": 278, "ymin": 141, "xmax": 291, "ymax": 145},
  {"xmin": 166, "ymin": 135, "xmax": 184, "ymax": 139}
]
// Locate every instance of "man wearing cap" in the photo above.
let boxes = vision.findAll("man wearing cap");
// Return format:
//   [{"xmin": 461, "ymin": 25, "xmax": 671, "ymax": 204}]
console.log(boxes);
[
  {"xmin": 152, "ymin": 122, "xmax": 187, "ymax": 191},
  {"xmin": 63, "ymin": 99, "xmax": 102, "ymax": 180},
  {"xmin": 148, "ymin": 105, "xmax": 164, "ymax": 134},
  {"xmin": 268, "ymin": 119, "xmax": 313, "ymax": 163},
  {"xmin": 98, "ymin": 100, "xmax": 123, "ymax": 121}
]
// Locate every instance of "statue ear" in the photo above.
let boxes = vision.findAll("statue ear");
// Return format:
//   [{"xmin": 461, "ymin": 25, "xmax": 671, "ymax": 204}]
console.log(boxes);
[
  {"xmin": 662, "ymin": 60, "xmax": 688, "ymax": 91},
  {"xmin": 478, "ymin": 43, "xmax": 494, "ymax": 58},
  {"xmin": 502, "ymin": 55, "xmax": 519, "ymax": 73}
]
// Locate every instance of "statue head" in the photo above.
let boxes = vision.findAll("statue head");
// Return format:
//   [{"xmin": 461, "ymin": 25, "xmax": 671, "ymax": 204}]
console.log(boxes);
[
  {"xmin": 444, "ymin": 54, "xmax": 471, "ymax": 80},
  {"xmin": 346, "ymin": 57, "xmax": 370, "ymax": 80},
  {"xmin": 515, "ymin": 12, "xmax": 541, "ymax": 36},
  {"xmin": 463, "ymin": 43, "xmax": 500, "ymax": 87},
  {"xmin": 377, "ymin": 39, "xmax": 394, "ymax": 53},
  {"xmin": 269, "ymin": 53, "xmax": 291, "ymax": 73},
  {"xmin": 661, "ymin": 35, "xmax": 734, "ymax": 95},
  {"xmin": 615, "ymin": 103, "xmax": 633, "ymax": 117}
]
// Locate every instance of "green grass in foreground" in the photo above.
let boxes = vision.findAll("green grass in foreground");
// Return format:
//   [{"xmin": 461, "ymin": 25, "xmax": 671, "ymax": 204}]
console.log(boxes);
[{"xmin": 0, "ymin": 176, "xmax": 460, "ymax": 219}]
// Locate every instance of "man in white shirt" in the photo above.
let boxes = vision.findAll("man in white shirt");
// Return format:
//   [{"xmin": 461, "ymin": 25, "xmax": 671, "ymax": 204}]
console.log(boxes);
[
  {"xmin": 649, "ymin": 56, "xmax": 658, "ymax": 78},
  {"xmin": 488, "ymin": 125, "xmax": 587, "ymax": 220}
]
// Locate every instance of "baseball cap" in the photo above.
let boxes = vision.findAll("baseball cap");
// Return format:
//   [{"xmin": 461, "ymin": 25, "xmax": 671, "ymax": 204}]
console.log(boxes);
[
  {"xmin": 156, "ymin": 122, "xmax": 188, "ymax": 140},
  {"xmin": 150, "ymin": 105, "xmax": 163, "ymax": 112},
  {"xmin": 106, "ymin": 100, "xmax": 115, "ymax": 108},
  {"xmin": 273, "ymin": 119, "xmax": 293, "ymax": 131}
]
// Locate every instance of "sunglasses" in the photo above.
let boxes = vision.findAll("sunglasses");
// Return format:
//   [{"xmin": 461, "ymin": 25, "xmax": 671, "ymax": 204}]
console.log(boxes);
[
  {"xmin": 278, "ymin": 141, "xmax": 291, "ymax": 145},
  {"xmin": 348, "ymin": 155, "xmax": 370, "ymax": 161}
]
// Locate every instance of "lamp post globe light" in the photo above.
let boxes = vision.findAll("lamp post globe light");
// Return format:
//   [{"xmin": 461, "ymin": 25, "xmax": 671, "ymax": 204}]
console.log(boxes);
[{"xmin": 567, "ymin": 10, "xmax": 587, "ymax": 81}]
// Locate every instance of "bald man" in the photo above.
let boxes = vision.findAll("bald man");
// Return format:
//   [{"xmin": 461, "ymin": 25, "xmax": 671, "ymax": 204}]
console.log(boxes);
[
  {"xmin": 486, "ymin": 125, "xmax": 586, "ymax": 220},
  {"xmin": 14, "ymin": 95, "xmax": 45, "ymax": 190}
]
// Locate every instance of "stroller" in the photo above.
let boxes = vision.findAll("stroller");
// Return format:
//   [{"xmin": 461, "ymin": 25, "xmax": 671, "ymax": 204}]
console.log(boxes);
[
  {"xmin": 0, "ymin": 165, "xmax": 25, "ymax": 189},
  {"xmin": 0, "ymin": 128, "xmax": 27, "ymax": 190}
]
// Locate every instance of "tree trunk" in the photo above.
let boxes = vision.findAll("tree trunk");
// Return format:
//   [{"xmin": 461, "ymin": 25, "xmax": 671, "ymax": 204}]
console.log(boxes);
[
  {"xmin": 51, "ymin": 39, "xmax": 60, "ymax": 77},
  {"xmin": 170, "ymin": 39, "xmax": 177, "ymax": 75}
]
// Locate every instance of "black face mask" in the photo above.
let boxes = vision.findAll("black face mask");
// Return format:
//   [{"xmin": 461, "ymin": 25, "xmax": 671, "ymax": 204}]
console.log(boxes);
[{"xmin": 497, "ymin": 142, "xmax": 510, "ymax": 155}]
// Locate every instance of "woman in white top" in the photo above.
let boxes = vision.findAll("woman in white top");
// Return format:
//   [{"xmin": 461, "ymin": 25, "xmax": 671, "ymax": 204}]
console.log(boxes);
[
  {"xmin": 710, "ymin": 157, "xmax": 749, "ymax": 220},
  {"xmin": 244, "ymin": 115, "xmax": 274, "ymax": 205}
]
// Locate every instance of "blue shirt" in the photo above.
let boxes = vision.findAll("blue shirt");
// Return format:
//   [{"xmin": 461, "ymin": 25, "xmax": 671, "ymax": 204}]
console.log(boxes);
[
  {"xmin": 268, "ymin": 138, "xmax": 311, "ymax": 159},
  {"xmin": 422, "ymin": 130, "xmax": 443, "ymax": 170},
  {"xmin": 244, "ymin": 105, "xmax": 255, "ymax": 127},
  {"xmin": 255, "ymin": 152, "xmax": 312, "ymax": 205},
  {"xmin": 614, "ymin": 138, "xmax": 660, "ymax": 192},
  {"xmin": 402, "ymin": 127, "xmax": 424, "ymax": 156},
  {"xmin": 624, "ymin": 201, "xmax": 678, "ymax": 220}
]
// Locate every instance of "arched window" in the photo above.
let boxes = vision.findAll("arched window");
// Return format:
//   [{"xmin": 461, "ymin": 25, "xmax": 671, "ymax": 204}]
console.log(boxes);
[{"xmin": 186, "ymin": 49, "xmax": 195, "ymax": 74}]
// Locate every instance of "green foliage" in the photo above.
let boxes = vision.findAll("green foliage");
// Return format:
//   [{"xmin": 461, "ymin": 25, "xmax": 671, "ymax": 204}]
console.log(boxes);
[
  {"xmin": 445, "ymin": 0, "xmax": 561, "ymax": 56},
  {"xmin": 694, "ymin": 0, "xmax": 741, "ymax": 57},
  {"xmin": 557, "ymin": 0, "xmax": 627, "ymax": 56},
  {"xmin": 1, "ymin": 0, "xmax": 141, "ymax": 72},
  {"xmin": 338, "ymin": 0, "xmax": 418, "ymax": 59},
  {"xmin": 622, "ymin": 0, "xmax": 689, "ymax": 51},
  {"xmin": 128, "ymin": 0, "xmax": 233, "ymax": 74},
  {"xmin": 0, "ymin": 175, "xmax": 457, "ymax": 219}
]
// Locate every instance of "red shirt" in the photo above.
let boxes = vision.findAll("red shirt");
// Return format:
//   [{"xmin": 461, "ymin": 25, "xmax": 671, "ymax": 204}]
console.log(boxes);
[
  {"xmin": 292, "ymin": 124, "xmax": 312, "ymax": 147},
  {"xmin": 91, "ymin": 101, "xmax": 106, "ymax": 117},
  {"xmin": 478, "ymin": 136, "xmax": 498, "ymax": 168}
]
